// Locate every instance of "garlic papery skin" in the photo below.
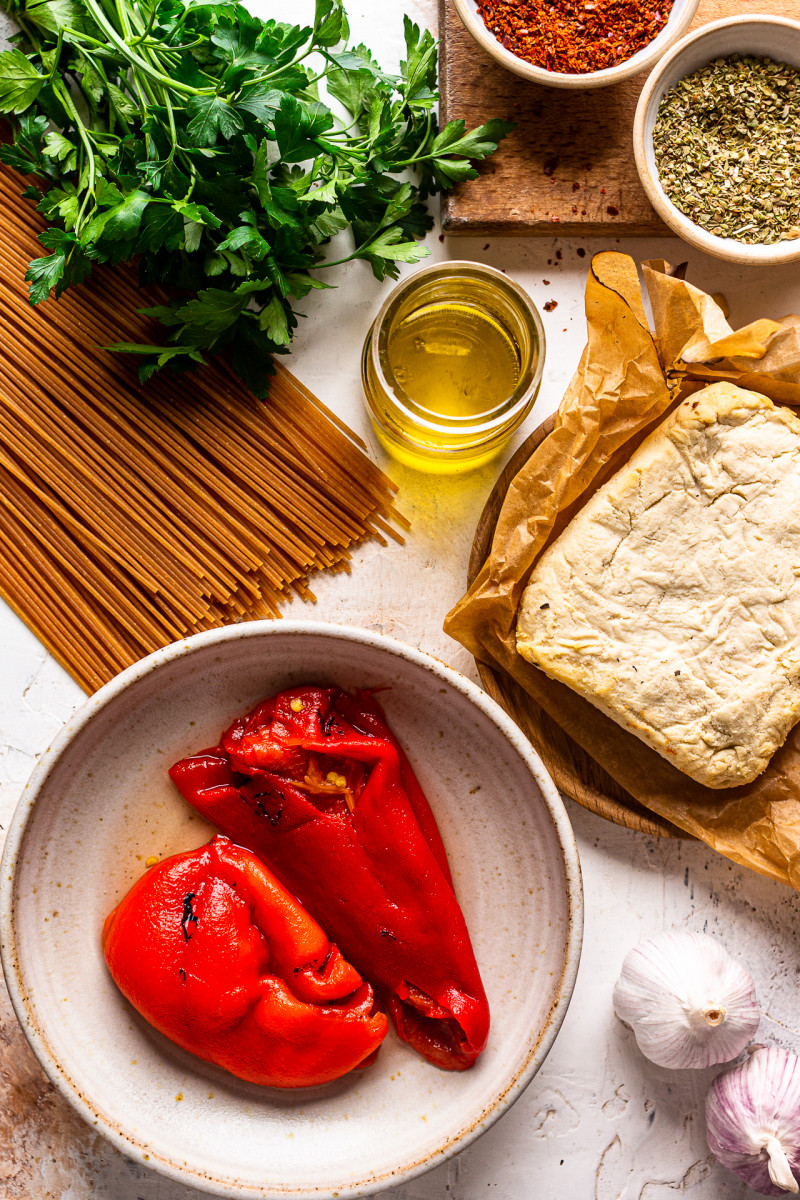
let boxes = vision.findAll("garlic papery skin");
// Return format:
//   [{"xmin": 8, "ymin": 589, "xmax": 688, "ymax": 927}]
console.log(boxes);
[
  {"xmin": 612, "ymin": 930, "xmax": 759, "ymax": 1069},
  {"xmin": 706, "ymin": 1047, "xmax": 800, "ymax": 1195}
]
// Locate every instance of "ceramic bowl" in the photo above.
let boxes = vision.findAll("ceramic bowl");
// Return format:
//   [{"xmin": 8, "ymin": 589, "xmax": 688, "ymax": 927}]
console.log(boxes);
[
  {"xmin": 634, "ymin": 16, "xmax": 800, "ymax": 264},
  {"xmin": 0, "ymin": 621, "xmax": 582, "ymax": 1200},
  {"xmin": 452, "ymin": 0, "xmax": 699, "ymax": 90}
]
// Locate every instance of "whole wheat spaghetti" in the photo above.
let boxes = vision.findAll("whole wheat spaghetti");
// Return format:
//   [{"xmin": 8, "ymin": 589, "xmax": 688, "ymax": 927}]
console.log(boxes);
[{"xmin": 0, "ymin": 160, "xmax": 406, "ymax": 693}]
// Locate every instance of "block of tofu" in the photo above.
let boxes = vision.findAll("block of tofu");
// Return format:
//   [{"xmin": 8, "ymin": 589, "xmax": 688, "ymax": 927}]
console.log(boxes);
[{"xmin": 516, "ymin": 382, "xmax": 800, "ymax": 789}]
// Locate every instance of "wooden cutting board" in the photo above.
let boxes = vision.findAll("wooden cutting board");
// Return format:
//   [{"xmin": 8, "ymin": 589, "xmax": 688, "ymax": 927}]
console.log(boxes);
[{"xmin": 439, "ymin": 0, "xmax": 798, "ymax": 235}]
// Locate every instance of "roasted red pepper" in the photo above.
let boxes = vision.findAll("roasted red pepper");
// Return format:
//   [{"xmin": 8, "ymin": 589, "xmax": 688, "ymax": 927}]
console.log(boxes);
[
  {"xmin": 169, "ymin": 686, "xmax": 490, "ymax": 1071},
  {"xmin": 102, "ymin": 836, "xmax": 388, "ymax": 1088}
]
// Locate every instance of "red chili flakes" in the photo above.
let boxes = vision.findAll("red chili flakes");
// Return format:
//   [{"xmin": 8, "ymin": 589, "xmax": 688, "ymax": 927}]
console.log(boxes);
[
  {"xmin": 572, "ymin": 181, "xmax": 581, "ymax": 192},
  {"xmin": 543, "ymin": 279, "xmax": 551, "ymax": 285},
  {"xmin": 543, "ymin": 157, "xmax": 559, "ymax": 176},
  {"xmin": 544, "ymin": 300, "xmax": 558, "ymax": 311},
  {"xmin": 606, "ymin": 205, "xmax": 619, "ymax": 216},
  {"xmin": 477, "ymin": 0, "xmax": 674, "ymax": 73}
]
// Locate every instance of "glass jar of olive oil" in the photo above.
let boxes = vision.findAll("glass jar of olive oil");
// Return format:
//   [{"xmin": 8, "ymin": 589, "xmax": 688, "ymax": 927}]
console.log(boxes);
[{"xmin": 362, "ymin": 261, "xmax": 545, "ymax": 473}]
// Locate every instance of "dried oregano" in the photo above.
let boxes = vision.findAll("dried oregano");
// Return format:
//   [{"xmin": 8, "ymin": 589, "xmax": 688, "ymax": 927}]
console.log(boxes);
[{"xmin": 653, "ymin": 55, "xmax": 800, "ymax": 244}]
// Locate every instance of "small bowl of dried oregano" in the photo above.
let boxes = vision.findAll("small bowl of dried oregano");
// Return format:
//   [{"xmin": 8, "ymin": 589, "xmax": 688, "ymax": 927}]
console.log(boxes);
[{"xmin": 634, "ymin": 15, "xmax": 800, "ymax": 264}]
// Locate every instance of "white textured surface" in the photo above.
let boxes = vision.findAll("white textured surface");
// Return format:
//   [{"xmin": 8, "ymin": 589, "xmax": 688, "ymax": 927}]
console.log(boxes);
[{"xmin": 1, "ymin": 1, "xmax": 800, "ymax": 1197}]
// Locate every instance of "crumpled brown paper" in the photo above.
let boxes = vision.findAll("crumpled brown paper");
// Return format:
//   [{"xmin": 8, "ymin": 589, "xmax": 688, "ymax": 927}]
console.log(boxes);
[{"xmin": 445, "ymin": 251, "xmax": 800, "ymax": 890}]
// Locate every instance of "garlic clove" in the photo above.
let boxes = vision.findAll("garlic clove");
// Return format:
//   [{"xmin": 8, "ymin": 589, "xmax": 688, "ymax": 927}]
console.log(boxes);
[
  {"xmin": 706, "ymin": 1047, "xmax": 800, "ymax": 1196},
  {"xmin": 613, "ymin": 929, "xmax": 759, "ymax": 1069}
]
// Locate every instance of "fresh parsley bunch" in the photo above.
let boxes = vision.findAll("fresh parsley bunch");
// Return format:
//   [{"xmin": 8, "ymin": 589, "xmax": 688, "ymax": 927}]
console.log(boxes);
[{"xmin": 0, "ymin": 0, "xmax": 512, "ymax": 394}]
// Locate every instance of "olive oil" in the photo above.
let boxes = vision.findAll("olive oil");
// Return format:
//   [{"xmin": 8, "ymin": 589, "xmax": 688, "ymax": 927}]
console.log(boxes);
[
  {"xmin": 387, "ymin": 300, "xmax": 521, "ymax": 419},
  {"xmin": 362, "ymin": 262, "xmax": 545, "ymax": 473}
]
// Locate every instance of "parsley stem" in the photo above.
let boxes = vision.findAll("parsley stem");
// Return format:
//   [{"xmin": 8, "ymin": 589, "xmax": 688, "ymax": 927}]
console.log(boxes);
[
  {"xmin": 392, "ymin": 113, "xmax": 433, "ymax": 165},
  {"xmin": 80, "ymin": 0, "xmax": 212, "ymax": 96},
  {"xmin": 51, "ymin": 78, "xmax": 97, "ymax": 228}
]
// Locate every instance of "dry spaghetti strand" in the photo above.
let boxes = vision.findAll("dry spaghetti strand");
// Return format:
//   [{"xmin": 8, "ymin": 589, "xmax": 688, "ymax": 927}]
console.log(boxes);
[{"xmin": 0, "ymin": 159, "xmax": 405, "ymax": 693}]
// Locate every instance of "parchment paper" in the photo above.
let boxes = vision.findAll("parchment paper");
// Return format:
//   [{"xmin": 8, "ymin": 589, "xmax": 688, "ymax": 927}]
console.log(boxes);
[{"xmin": 445, "ymin": 251, "xmax": 800, "ymax": 889}]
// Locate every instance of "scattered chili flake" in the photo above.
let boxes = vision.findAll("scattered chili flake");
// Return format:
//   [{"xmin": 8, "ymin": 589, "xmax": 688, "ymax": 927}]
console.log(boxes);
[
  {"xmin": 477, "ymin": 0, "xmax": 674, "ymax": 73},
  {"xmin": 606, "ymin": 205, "xmax": 619, "ymax": 215},
  {"xmin": 544, "ymin": 300, "xmax": 558, "ymax": 311},
  {"xmin": 551, "ymin": 216, "xmax": 560, "ymax": 222},
  {"xmin": 438, "ymin": 234, "xmax": 445, "ymax": 242},
  {"xmin": 543, "ymin": 157, "xmax": 559, "ymax": 175},
  {"xmin": 556, "ymin": 249, "xmax": 562, "ymax": 259},
  {"xmin": 543, "ymin": 278, "xmax": 550, "ymax": 284},
  {"xmin": 572, "ymin": 181, "xmax": 581, "ymax": 192}
]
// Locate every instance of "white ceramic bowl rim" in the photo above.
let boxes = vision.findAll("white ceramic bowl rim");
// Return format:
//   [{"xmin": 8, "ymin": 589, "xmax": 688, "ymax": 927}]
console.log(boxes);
[
  {"xmin": 0, "ymin": 620, "xmax": 584, "ymax": 1200},
  {"xmin": 633, "ymin": 15, "xmax": 800, "ymax": 264},
  {"xmin": 453, "ymin": 0, "xmax": 700, "ymax": 88}
]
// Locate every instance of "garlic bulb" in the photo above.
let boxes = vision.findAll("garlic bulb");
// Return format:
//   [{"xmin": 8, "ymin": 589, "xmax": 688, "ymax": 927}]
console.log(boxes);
[
  {"xmin": 706, "ymin": 1047, "xmax": 800, "ymax": 1195},
  {"xmin": 613, "ymin": 930, "xmax": 759, "ymax": 1069}
]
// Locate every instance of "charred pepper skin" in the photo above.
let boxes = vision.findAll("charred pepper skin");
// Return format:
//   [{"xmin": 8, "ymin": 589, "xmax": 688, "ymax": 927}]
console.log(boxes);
[
  {"xmin": 169, "ymin": 687, "xmax": 490, "ymax": 1071},
  {"xmin": 102, "ymin": 836, "xmax": 388, "ymax": 1088}
]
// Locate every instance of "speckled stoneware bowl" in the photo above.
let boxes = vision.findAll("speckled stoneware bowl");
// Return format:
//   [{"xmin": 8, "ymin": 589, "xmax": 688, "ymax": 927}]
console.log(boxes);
[
  {"xmin": 453, "ymin": 0, "xmax": 699, "ymax": 89},
  {"xmin": 0, "ymin": 622, "xmax": 582, "ymax": 1200},
  {"xmin": 634, "ymin": 15, "xmax": 800, "ymax": 264}
]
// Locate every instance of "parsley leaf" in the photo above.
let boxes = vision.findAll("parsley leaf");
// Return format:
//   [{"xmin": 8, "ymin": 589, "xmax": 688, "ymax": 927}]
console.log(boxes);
[
  {"xmin": 186, "ymin": 94, "xmax": 245, "ymax": 147},
  {"xmin": 0, "ymin": 49, "xmax": 44, "ymax": 113},
  {"xmin": 25, "ymin": 250, "xmax": 66, "ymax": 302}
]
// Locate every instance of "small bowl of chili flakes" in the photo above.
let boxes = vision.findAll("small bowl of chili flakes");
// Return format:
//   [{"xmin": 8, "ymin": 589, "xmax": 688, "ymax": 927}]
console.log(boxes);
[{"xmin": 453, "ymin": 0, "xmax": 699, "ymax": 89}]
